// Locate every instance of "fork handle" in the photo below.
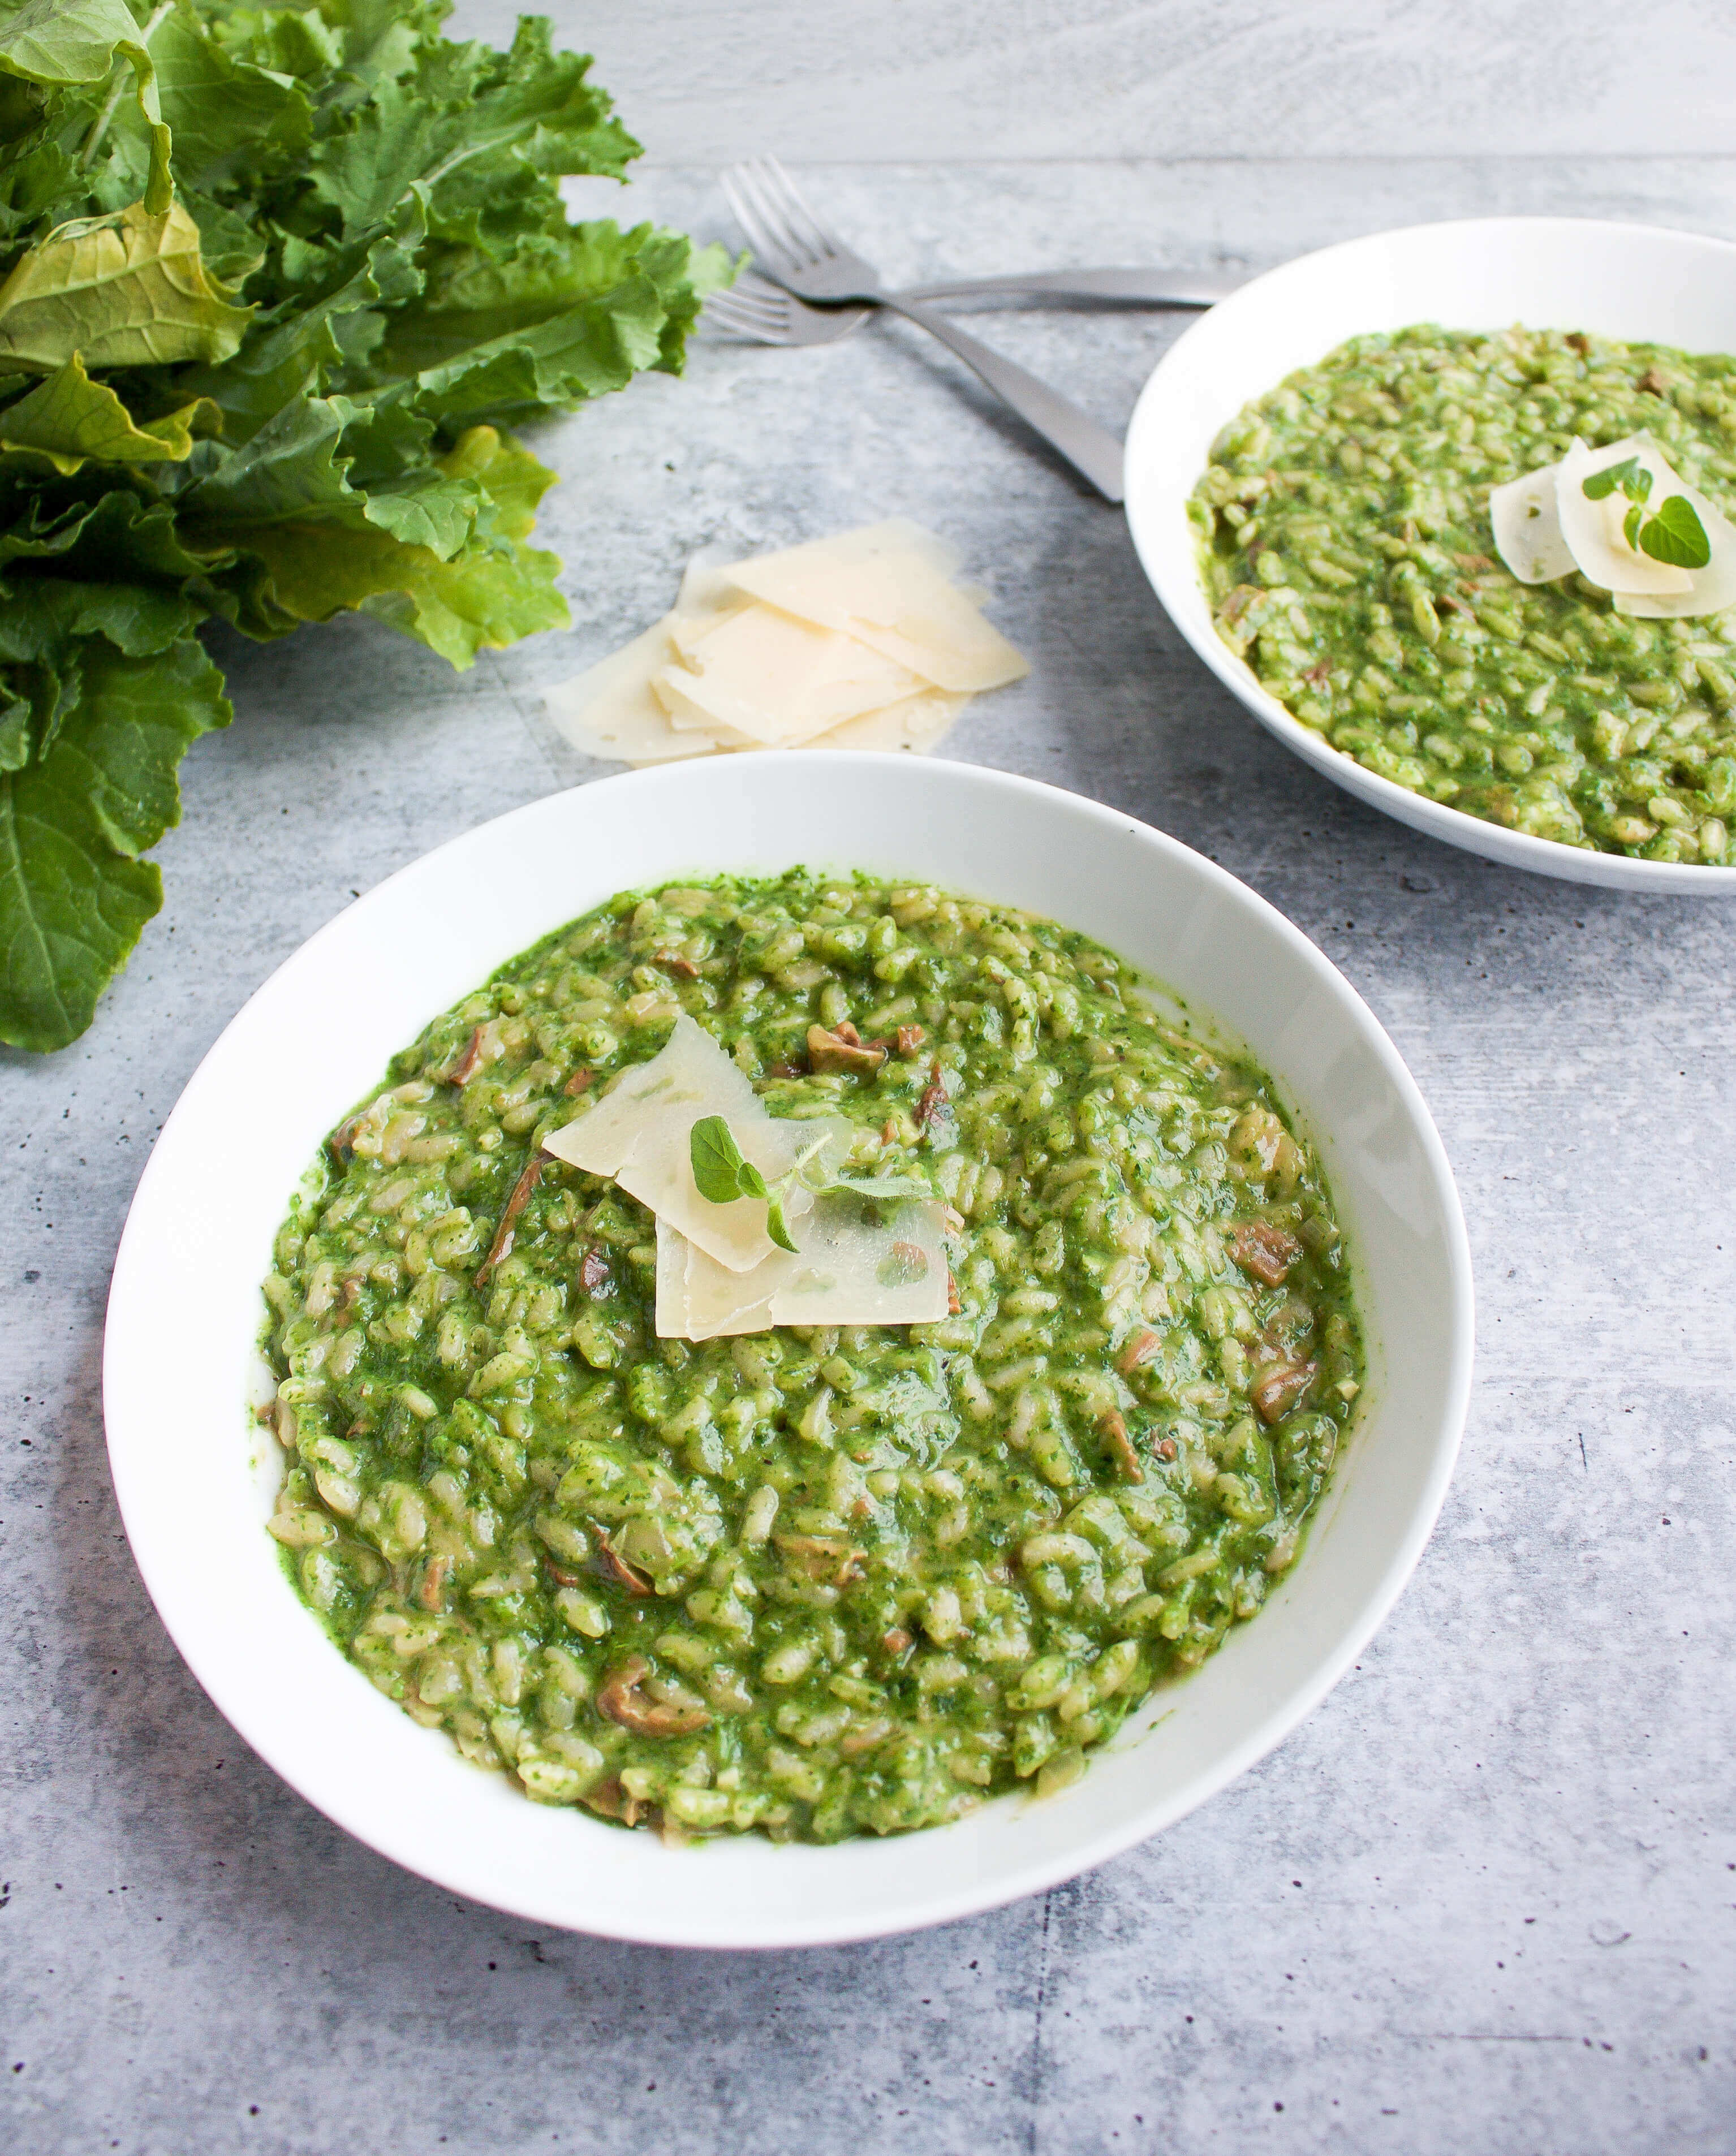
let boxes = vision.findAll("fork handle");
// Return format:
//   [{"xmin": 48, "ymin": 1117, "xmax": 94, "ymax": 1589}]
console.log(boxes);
[
  {"xmin": 880, "ymin": 295, "xmax": 1125, "ymax": 502},
  {"xmin": 903, "ymin": 266, "xmax": 1242, "ymax": 307}
]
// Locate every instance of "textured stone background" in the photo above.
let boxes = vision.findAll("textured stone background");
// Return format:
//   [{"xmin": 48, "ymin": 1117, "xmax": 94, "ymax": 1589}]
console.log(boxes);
[{"xmin": 3, "ymin": 7, "xmax": 1735, "ymax": 2153}]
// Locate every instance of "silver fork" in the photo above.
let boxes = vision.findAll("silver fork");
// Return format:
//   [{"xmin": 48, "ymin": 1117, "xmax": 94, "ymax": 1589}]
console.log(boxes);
[
  {"xmin": 705, "ymin": 263, "xmax": 1241, "ymax": 347},
  {"xmin": 722, "ymin": 158, "xmax": 1127, "ymax": 502}
]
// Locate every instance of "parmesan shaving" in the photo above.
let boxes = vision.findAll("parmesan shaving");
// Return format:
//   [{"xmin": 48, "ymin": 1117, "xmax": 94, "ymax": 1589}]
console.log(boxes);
[
  {"xmin": 543, "ymin": 522, "xmax": 1026, "ymax": 766},
  {"xmin": 1489, "ymin": 464, "xmax": 1574, "ymax": 585},
  {"xmin": 651, "ymin": 603, "xmax": 927, "ymax": 745},
  {"xmin": 723, "ymin": 529, "xmax": 1028, "ymax": 695},
  {"xmin": 656, "ymin": 1192, "xmax": 951, "ymax": 1340},
  {"xmin": 542, "ymin": 1015, "xmax": 827, "ymax": 1272},
  {"xmin": 1488, "ymin": 434, "xmax": 1736, "ymax": 616}
]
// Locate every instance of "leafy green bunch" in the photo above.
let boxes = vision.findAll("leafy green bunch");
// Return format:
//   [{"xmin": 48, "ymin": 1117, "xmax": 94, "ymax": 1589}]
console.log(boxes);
[{"xmin": 0, "ymin": 0, "xmax": 726, "ymax": 1051}]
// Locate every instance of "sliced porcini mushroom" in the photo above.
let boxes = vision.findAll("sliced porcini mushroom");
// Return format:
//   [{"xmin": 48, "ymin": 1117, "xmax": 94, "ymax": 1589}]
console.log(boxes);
[
  {"xmin": 584, "ymin": 1774, "xmax": 654, "ymax": 1827},
  {"xmin": 326, "ymin": 1109, "xmax": 370, "ymax": 1165},
  {"xmin": 1252, "ymin": 1359, "xmax": 1317, "ymax": 1425},
  {"xmin": 591, "ymin": 1528, "xmax": 652, "ymax": 1597},
  {"xmin": 1231, "ymin": 1221, "xmax": 1303, "ymax": 1288},
  {"xmin": 563, "ymin": 1067, "xmax": 593, "ymax": 1097},
  {"xmin": 1117, "ymin": 1329, "xmax": 1163, "ymax": 1376},
  {"xmin": 579, "ymin": 1242, "xmax": 610, "ymax": 1293},
  {"xmin": 418, "ymin": 1554, "xmax": 451, "ymax": 1611},
  {"xmin": 895, "ymin": 1024, "xmax": 927, "ymax": 1058},
  {"xmin": 807, "ymin": 1021, "xmax": 887, "ymax": 1076},
  {"xmin": 915, "ymin": 1060, "xmax": 950, "ymax": 1131},
  {"xmin": 653, "ymin": 949, "xmax": 700, "ymax": 980},
  {"xmin": 596, "ymin": 1655, "xmax": 710, "ymax": 1737},
  {"xmin": 443, "ymin": 1025, "xmax": 489, "ymax": 1086},
  {"xmin": 774, "ymin": 1533, "xmax": 865, "ymax": 1588},
  {"xmin": 1097, "ymin": 1409, "xmax": 1144, "ymax": 1485},
  {"xmin": 473, "ymin": 1154, "xmax": 545, "ymax": 1287}
]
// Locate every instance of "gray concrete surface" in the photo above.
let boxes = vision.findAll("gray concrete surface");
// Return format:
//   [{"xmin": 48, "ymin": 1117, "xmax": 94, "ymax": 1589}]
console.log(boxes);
[{"xmin": 4, "ymin": 45, "xmax": 1736, "ymax": 2156}]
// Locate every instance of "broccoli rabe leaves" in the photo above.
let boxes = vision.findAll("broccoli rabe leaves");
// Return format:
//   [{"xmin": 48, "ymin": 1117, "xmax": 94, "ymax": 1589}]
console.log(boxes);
[{"xmin": 0, "ymin": 2, "xmax": 722, "ymax": 1049}]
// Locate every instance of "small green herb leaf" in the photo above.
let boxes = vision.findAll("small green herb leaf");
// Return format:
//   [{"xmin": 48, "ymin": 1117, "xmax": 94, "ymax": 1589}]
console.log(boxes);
[
  {"xmin": 764, "ymin": 1189, "xmax": 799, "ymax": 1254},
  {"xmin": 1637, "ymin": 493, "xmax": 1712, "ymax": 569},
  {"xmin": 737, "ymin": 1160, "xmax": 768, "ymax": 1200},
  {"xmin": 1624, "ymin": 502, "xmax": 1645, "ymax": 550},
  {"xmin": 826, "ymin": 1169, "xmax": 935, "ymax": 1205},
  {"xmin": 689, "ymin": 1114, "xmax": 749, "ymax": 1203},
  {"xmin": 1583, "ymin": 456, "xmax": 1642, "ymax": 501}
]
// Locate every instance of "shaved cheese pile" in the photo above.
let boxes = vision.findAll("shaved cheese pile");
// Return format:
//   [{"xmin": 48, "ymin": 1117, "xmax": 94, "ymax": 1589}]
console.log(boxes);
[
  {"xmin": 544, "ymin": 1014, "xmax": 950, "ymax": 1336},
  {"xmin": 544, "ymin": 521, "xmax": 1027, "ymax": 765},
  {"xmin": 655, "ymin": 1195, "xmax": 949, "ymax": 1342},
  {"xmin": 1491, "ymin": 434, "xmax": 1736, "ymax": 616}
]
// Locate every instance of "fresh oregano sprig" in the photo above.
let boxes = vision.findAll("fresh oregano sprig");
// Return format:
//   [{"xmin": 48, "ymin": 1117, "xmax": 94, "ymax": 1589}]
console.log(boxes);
[
  {"xmin": 1582, "ymin": 459, "xmax": 1712, "ymax": 568},
  {"xmin": 688, "ymin": 1118, "xmax": 937, "ymax": 1253}
]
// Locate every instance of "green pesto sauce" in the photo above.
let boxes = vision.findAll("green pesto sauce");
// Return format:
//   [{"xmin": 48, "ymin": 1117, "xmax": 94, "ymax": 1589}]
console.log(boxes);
[
  {"xmin": 260, "ymin": 870, "xmax": 1363, "ymax": 1842},
  {"xmin": 1192, "ymin": 324, "xmax": 1736, "ymax": 861}
]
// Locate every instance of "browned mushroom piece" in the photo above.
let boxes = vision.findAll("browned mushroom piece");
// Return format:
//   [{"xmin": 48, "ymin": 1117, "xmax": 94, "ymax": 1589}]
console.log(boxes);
[
  {"xmin": 807, "ymin": 1022, "xmax": 887, "ymax": 1076},
  {"xmin": 1231, "ymin": 1220, "xmax": 1303, "ymax": 1288},
  {"xmin": 1154, "ymin": 1436, "xmax": 1179, "ymax": 1463},
  {"xmin": 473, "ymin": 1154, "xmax": 545, "ymax": 1287},
  {"xmin": 1636, "ymin": 366, "xmax": 1669, "ymax": 396},
  {"xmin": 596, "ymin": 1655, "xmax": 710, "ymax": 1737},
  {"xmin": 1252, "ymin": 1359, "xmax": 1318, "ymax": 1425},
  {"xmin": 880, "ymin": 1627, "xmax": 914, "ymax": 1657},
  {"xmin": 1301, "ymin": 659, "xmax": 1333, "ymax": 687},
  {"xmin": 544, "ymin": 1557, "xmax": 587, "ymax": 1590},
  {"xmin": 591, "ymin": 1528, "xmax": 653, "ymax": 1597},
  {"xmin": 1097, "ymin": 1409, "xmax": 1144, "ymax": 1485},
  {"xmin": 444, "ymin": 1026, "xmax": 488, "ymax": 1086},
  {"xmin": 775, "ymin": 1533, "xmax": 865, "ymax": 1588},
  {"xmin": 895, "ymin": 1024, "xmax": 927, "ymax": 1058},
  {"xmin": 1453, "ymin": 552, "xmax": 1496, "ymax": 574},
  {"xmin": 419, "ymin": 1554, "xmax": 451, "ymax": 1612},
  {"xmin": 946, "ymin": 1269, "xmax": 962, "ymax": 1317},
  {"xmin": 1117, "ymin": 1328, "xmax": 1162, "ymax": 1376},
  {"xmin": 653, "ymin": 949, "xmax": 700, "ymax": 980},
  {"xmin": 579, "ymin": 1243, "xmax": 610, "ymax": 1295},
  {"xmin": 325, "ymin": 1110, "xmax": 368, "ymax": 1165},
  {"xmin": 1219, "ymin": 583, "xmax": 1261, "ymax": 627},
  {"xmin": 563, "ymin": 1067, "xmax": 593, "ymax": 1097},
  {"xmin": 1565, "ymin": 331, "xmax": 1590, "ymax": 354},
  {"xmin": 915, "ymin": 1060, "xmax": 949, "ymax": 1131},
  {"xmin": 584, "ymin": 1774, "xmax": 654, "ymax": 1827}
]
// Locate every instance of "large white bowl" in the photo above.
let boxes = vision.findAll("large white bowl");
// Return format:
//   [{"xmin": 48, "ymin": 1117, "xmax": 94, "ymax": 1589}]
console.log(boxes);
[
  {"xmin": 1125, "ymin": 215, "xmax": 1736, "ymax": 894},
  {"xmin": 104, "ymin": 755, "xmax": 1472, "ymax": 1948}
]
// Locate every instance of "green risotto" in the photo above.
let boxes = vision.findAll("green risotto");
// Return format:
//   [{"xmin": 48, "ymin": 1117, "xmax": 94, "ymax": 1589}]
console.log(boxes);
[
  {"xmin": 1192, "ymin": 324, "xmax": 1736, "ymax": 861},
  {"xmin": 260, "ymin": 873, "xmax": 1362, "ymax": 1841}
]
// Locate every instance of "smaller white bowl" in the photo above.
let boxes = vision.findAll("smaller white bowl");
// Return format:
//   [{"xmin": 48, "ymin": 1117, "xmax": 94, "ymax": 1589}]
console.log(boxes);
[
  {"xmin": 104, "ymin": 754, "xmax": 1472, "ymax": 1947},
  {"xmin": 1125, "ymin": 215, "xmax": 1736, "ymax": 894}
]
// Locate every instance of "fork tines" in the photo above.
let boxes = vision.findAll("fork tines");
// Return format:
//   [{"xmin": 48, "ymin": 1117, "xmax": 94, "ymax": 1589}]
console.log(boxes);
[
  {"xmin": 721, "ymin": 157, "xmax": 841, "ymax": 275},
  {"xmin": 702, "ymin": 281, "xmax": 791, "ymax": 337}
]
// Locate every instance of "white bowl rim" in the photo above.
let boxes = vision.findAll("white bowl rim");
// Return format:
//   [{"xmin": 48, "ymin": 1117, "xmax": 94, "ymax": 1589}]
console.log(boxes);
[
  {"xmin": 1125, "ymin": 213, "xmax": 1736, "ymax": 896},
  {"xmin": 102, "ymin": 754, "xmax": 1475, "ymax": 1947}
]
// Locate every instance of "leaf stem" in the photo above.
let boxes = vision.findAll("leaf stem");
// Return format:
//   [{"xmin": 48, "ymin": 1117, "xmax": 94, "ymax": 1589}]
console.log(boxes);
[{"xmin": 80, "ymin": 3, "xmax": 174, "ymax": 170}]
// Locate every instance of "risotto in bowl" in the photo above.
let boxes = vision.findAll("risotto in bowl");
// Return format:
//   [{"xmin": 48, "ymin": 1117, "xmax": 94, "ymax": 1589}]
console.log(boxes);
[
  {"xmin": 105, "ymin": 754, "xmax": 1471, "ymax": 1945},
  {"xmin": 1126, "ymin": 216, "xmax": 1736, "ymax": 891}
]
